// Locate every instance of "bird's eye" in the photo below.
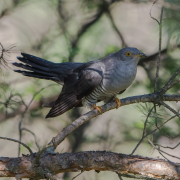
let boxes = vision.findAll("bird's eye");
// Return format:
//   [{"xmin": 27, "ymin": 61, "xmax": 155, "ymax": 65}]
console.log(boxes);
[{"xmin": 126, "ymin": 52, "xmax": 132, "ymax": 57}]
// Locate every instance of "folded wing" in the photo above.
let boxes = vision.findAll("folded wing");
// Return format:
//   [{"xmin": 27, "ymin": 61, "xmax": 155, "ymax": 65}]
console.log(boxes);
[{"xmin": 46, "ymin": 62, "xmax": 104, "ymax": 118}]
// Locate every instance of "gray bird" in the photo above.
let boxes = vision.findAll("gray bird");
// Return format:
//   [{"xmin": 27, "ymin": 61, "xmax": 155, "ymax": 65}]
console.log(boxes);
[{"xmin": 12, "ymin": 47, "xmax": 147, "ymax": 118}]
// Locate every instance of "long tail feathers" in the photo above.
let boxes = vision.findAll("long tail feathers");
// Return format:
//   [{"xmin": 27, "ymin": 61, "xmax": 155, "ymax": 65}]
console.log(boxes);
[
  {"xmin": 13, "ymin": 53, "xmax": 60, "ymax": 83},
  {"xmin": 19, "ymin": 53, "xmax": 53, "ymax": 67}
]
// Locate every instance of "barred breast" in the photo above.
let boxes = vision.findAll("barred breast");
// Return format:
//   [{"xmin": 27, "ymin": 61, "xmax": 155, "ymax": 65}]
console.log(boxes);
[{"xmin": 82, "ymin": 81, "xmax": 115, "ymax": 109}]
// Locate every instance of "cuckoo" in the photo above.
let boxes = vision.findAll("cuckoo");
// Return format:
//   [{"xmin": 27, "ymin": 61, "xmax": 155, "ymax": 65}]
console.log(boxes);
[{"xmin": 12, "ymin": 47, "xmax": 147, "ymax": 118}]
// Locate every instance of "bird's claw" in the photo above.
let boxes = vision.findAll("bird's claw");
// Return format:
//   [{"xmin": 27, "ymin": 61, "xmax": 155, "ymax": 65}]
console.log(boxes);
[
  {"xmin": 115, "ymin": 98, "xmax": 121, "ymax": 109},
  {"xmin": 93, "ymin": 104, "xmax": 103, "ymax": 113}
]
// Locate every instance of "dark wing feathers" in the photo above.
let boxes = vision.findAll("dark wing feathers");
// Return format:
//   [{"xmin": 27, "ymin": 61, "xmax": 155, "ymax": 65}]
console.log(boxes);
[
  {"xmin": 74, "ymin": 66, "xmax": 104, "ymax": 100},
  {"xmin": 46, "ymin": 89, "xmax": 80, "ymax": 118},
  {"xmin": 46, "ymin": 63, "xmax": 103, "ymax": 118}
]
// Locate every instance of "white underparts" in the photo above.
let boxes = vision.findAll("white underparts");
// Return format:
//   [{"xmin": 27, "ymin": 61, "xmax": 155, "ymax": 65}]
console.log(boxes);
[{"xmin": 82, "ymin": 82, "xmax": 116, "ymax": 109}]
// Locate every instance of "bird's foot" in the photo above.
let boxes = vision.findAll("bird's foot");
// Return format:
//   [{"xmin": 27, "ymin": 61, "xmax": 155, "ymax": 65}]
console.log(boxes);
[
  {"xmin": 115, "ymin": 98, "xmax": 121, "ymax": 109},
  {"xmin": 93, "ymin": 104, "xmax": 103, "ymax": 113}
]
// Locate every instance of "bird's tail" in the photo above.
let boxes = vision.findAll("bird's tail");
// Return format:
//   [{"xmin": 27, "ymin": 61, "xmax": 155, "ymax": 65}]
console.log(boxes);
[
  {"xmin": 13, "ymin": 53, "xmax": 62, "ymax": 83},
  {"xmin": 13, "ymin": 53, "xmax": 83, "ymax": 84}
]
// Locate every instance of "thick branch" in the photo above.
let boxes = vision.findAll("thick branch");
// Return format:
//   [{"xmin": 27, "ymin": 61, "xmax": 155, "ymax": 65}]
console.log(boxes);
[{"xmin": 0, "ymin": 151, "xmax": 180, "ymax": 179}]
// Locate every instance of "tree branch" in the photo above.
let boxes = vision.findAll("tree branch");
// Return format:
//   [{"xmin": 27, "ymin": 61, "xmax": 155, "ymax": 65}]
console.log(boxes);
[
  {"xmin": 138, "ymin": 45, "xmax": 180, "ymax": 66},
  {"xmin": 48, "ymin": 93, "xmax": 180, "ymax": 151},
  {"xmin": 160, "ymin": 66, "xmax": 180, "ymax": 95},
  {"xmin": 0, "ymin": 136, "xmax": 32, "ymax": 154},
  {"xmin": 147, "ymin": 138, "xmax": 180, "ymax": 160},
  {"xmin": 0, "ymin": 151, "xmax": 180, "ymax": 179},
  {"xmin": 131, "ymin": 107, "xmax": 154, "ymax": 155},
  {"xmin": 68, "ymin": 0, "xmax": 120, "ymax": 61},
  {"xmin": 152, "ymin": 4, "xmax": 164, "ymax": 92},
  {"xmin": 160, "ymin": 101, "xmax": 180, "ymax": 118},
  {"xmin": 106, "ymin": 5, "xmax": 127, "ymax": 47}
]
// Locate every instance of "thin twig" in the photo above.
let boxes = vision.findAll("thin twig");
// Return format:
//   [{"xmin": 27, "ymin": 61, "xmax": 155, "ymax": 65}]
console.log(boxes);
[
  {"xmin": 68, "ymin": 0, "xmax": 119, "ymax": 62},
  {"xmin": 106, "ymin": 8, "xmax": 127, "ymax": 47},
  {"xmin": 153, "ymin": 108, "xmax": 180, "ymax": 139},
  {"xmin": 138, "ymin": 44, "xmax": 180, "ymax": 66},
  {"xmin": 147, "ymin": 138, "xmax": 180, "ymax": 160},
  {"xmin": 147, "ymin": 114, "xmax": 177, "ymax": 136},
  {"xmin": 118, "ymin": 174, "xmax": 124, "ymax": 180},
  {"xmin": 21, "ymin": 128, "xmax": 40, "ymax": 151},
  {"xmin": 161, "ymin": 78, "xmax": 180, "ymax": 93},
  {"xmin": 158, "ymin": 150, "xmax": 170, "ymax": 161},
  {"xmin": 151, "ymin": 2, "xmax": 163, "ymax": 92},
  {"xmin": 131, "ymin": 114, "xmax": 178, "ymax": 156},
  {"xmin": 0, "ymin": 136, "xmax": 32, "ymax": 154},
  {"xmin": 131, "ymin": 107, "xmax": 154, "ymax": 155},
  {"xmin": 150, "ymin": 0, "xmax": 160, "ymax": 25},
  {"xmin": 0, "ymin": 42, "xmax": 16, "ymax": 69},
  {"xmin": 18, "ymin": 84, "xmax": 57, "ymax": 156},
  {"xmin": 154, "ymin": 104, "xmax": 158, "ymax": 128},
  {"xmin": 160, "ymin": 68, "xmax": 180, "ymax": 95},
  {"xmin": 72, "ymin": 171, "xmax": 84, "ymax": 180},
  {"xmin": 154, "ymin": 142, "xmax": 180, "ymax": 150},
  {"xmin": 160, "ymin": 101, "xmax": 180, "ymax": 118}
]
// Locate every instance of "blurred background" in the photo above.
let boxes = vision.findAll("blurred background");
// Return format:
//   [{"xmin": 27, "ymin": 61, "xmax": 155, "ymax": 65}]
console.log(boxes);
[{"xmin": 0, "ymin": 0, "xmax": 180, "ymax": 179}]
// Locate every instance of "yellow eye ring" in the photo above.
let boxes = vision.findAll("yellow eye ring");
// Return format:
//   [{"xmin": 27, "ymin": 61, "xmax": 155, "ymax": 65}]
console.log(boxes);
[{"xmin": 126, "ymin": 52, "xmax": 132, "ymax": 57}]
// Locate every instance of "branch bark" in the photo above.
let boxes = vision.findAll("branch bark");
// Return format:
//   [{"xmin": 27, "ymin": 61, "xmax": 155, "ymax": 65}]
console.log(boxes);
[{"xmin": 0, "ymin": 151, "xmax": 180, "ymax": 179}]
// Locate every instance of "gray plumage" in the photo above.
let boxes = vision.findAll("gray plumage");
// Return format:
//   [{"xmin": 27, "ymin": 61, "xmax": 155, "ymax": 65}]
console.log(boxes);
[{"xmin": 12, "ymin": 47, "xmax": 147, "ymax": 118}]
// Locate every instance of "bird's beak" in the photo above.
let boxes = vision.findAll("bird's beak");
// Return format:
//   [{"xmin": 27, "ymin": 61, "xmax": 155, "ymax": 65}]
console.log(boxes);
[
  {"xmin": 133, "ymin": 53, "xmax": 147, "ymax": 58},
  {"xmin": 139, "ymin": 53, "xmax": 147, "ymax": 58}
]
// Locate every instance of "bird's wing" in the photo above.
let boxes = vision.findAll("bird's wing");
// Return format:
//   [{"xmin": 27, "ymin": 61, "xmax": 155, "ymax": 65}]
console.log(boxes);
[
  {"xmin": 74, "ymin": 65, "xmax": 104, "ymax": 100},
  {"xmin": 46, "ymin": 62, "xmax": 104, "ymax": 118}
]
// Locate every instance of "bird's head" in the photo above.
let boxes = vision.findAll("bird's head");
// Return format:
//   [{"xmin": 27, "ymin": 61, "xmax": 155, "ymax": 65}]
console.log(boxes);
[{"xmin": 118, "ymin": 47, "xmax": 147, "ymax": 64}]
